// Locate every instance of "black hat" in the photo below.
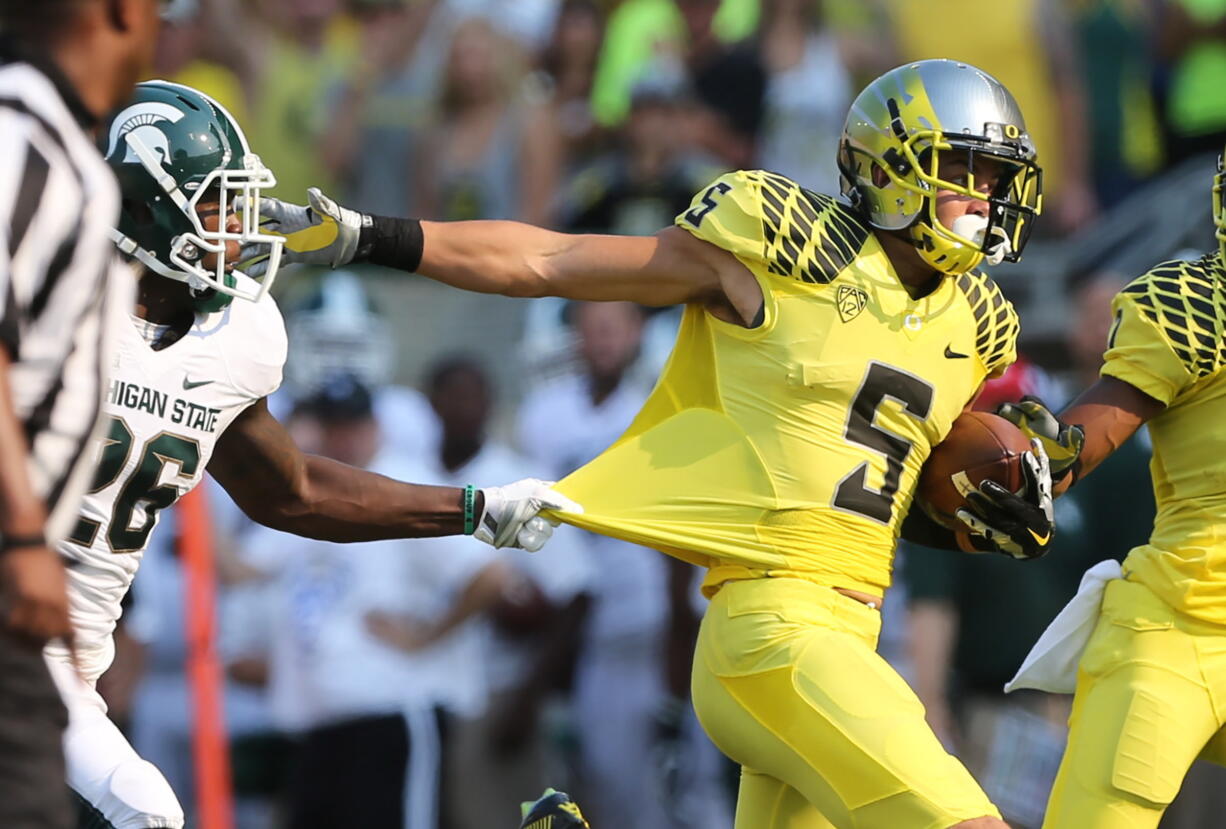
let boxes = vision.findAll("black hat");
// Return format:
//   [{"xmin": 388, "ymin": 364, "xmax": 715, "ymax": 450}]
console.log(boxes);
[{"xmin": 294, "ymin": 372, "xmax": 374, "ymax": 422}]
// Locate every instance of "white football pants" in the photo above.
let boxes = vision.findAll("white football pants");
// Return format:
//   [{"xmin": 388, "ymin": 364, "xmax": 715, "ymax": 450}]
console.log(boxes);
[{"xmin": 44, "ymin": 642, "xmax": 185, "ymax": 829}]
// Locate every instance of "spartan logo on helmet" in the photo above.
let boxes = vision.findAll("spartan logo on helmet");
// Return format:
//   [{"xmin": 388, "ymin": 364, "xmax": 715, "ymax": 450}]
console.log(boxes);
[
  {"xmin": 102, "ymin": 81, "xmax": 285, "ymax": 313},
  {"xmin": 104, "ymin": 102, "xmax": 185, "ymax": 166}
]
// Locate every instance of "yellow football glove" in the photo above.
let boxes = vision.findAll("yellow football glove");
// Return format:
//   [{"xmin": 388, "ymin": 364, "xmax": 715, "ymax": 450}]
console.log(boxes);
[
  {"xmin": 520, "ymin": 789, "xmax": 590, "ymax": 829},
  {"xmin": 996, "ymin": 396, "xmax": 1085, "ymax": 481},
  {"xmin": 241, "ymin": 187, "xmax": 367, "ymax": 276}
]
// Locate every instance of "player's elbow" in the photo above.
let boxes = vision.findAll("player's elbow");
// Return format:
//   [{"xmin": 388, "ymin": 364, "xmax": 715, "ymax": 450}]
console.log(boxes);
[
  {"xmin": 499, "ymin": 256, "xmax": 553, "ymax": 298},
  {"xmin": 439, "ymin": 251, "xmax": 549, "ymax": 298},
  {"xmin": 242, "ymin": 483, "xmax": 320, "ymax": 535},
  {"xmin": 240, "ymin": 498, "xmax": 298, "ymax": 534},
  {"xmin": 502, "ymin": 232, "xmax": 582, "ymax": 299}
]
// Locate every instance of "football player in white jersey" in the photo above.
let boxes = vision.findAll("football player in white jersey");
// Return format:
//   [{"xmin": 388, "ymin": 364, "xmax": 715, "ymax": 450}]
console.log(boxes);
[{"xmin": 46, "ymin": 80, "xmax": 577, "ymax": 829}]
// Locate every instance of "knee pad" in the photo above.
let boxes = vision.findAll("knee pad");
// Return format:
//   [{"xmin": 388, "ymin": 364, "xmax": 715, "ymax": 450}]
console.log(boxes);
[{"xmin": 1106, "ymin": 689, "xmax": 1184, "ymax": 809}]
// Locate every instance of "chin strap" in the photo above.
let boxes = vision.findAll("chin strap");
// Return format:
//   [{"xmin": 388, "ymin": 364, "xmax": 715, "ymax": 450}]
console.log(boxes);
[
  {"xmin": 127, "ymin": 134, "xmax": 193, "ymax": 214},
  {"xmin": 110, "ymin": 228, "xmax": 268, "ymax": 310},
  {"xmin": 111, "ymin": 228, "xmax": 179, "ymax": 278},
  {"xmin": 109, "ymin": 228, "xmax": 211, "ymax": 290}
]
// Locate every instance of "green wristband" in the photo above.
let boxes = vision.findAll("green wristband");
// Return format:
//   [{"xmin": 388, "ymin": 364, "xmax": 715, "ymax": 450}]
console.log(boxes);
[{"xmin": 463, "ymin": 485, "xmax": 477, "ymax": 535}]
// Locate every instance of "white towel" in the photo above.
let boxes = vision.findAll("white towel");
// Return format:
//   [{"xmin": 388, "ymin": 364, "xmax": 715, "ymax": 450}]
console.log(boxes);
[{"xmin": 1004, "ymin": 559, "xmax": 1123, "ymax": 694}]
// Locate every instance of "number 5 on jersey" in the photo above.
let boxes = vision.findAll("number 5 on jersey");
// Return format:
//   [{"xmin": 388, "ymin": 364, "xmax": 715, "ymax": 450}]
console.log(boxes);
[
  {"xmin": 684, "ymin": 182, "xmax": 732, "ymax": 227},
  {"xmin": 833, "ymin": 362, "xmax": 934, "ymax": 524}
]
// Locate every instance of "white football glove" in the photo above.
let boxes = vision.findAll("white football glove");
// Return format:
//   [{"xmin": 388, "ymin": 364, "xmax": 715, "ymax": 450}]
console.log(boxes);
[
  {"xmin": 241, "ymin": 187, "xmax": 366, "ymax": 276},
  {"xmin": 475, "ymin": 479, "xmax": 582, "ymax": 552}
]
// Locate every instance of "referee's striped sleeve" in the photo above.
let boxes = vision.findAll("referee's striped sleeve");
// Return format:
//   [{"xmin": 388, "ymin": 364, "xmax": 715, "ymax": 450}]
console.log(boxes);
[
  {"xmin": 0, "ymin": 107, "xmax": 84, "ymax": 356},
  {"xmin": 0, "ymin": 60, "xmax": 124, "ymax": 541},
  {"xmin": 0, "ymin": 108, "xmax": 24, "ymax": 353},
  {"xmin": 8, "ymin": 139, "xmax": 49, "ymax": 258}
]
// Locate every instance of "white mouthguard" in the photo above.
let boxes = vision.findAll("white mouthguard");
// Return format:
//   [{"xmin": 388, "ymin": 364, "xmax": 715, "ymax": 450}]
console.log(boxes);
[{"xmin": 951, "ymin": 214, "xmax": 1013, "ymax": 266}]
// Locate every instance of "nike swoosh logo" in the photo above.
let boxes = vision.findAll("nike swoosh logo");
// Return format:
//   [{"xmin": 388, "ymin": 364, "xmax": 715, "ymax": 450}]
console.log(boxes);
[
  {"xmin": 182, "ymin": 377, "xmax": 214, "ymax": 390},
  {"xmin": 944, "ymin": 345, "xmax": 970, "ymax": 359},
  {"xmin": 1028, "ymin": 528, "xmax": 1051, "ymax": 545}
]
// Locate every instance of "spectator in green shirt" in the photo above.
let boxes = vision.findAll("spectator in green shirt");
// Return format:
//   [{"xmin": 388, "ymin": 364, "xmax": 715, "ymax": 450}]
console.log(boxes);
[{"xmin": 1160, "ymin": 0, "xmax": 1226, "ymax": 162}]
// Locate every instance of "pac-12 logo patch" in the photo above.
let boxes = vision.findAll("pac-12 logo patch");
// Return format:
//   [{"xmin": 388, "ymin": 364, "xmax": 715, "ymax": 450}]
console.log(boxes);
[{"xmin": 837, "ymin": 285, "xmax": 868, "ymax": 323}]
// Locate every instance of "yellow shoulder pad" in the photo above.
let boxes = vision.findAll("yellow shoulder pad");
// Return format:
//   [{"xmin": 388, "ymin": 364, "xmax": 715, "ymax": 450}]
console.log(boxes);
[
  {"xmin": 1102, "ymin": 253, "xmax": 1226, "ymax": 404},
  {"xmin": 953, "ymin": 270, "xmax": 1019, "ymax": 378},
  {"xmin": 675, "ymin": 170, "xmax": 870, "ymax": 285}
]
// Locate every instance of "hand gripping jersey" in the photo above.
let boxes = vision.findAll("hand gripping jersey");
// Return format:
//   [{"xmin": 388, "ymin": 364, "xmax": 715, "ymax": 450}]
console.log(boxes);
[
  {"xmin": 1101, "ymin": 250, "xmax": 1226, "ymax": 624},
  {"xmin": 54, "ymin": 273, "xmax": 286, "ymax": 661},
  {"xmin": 554, "ymin": 170, "xmax": 1019, "ymax": 596}
]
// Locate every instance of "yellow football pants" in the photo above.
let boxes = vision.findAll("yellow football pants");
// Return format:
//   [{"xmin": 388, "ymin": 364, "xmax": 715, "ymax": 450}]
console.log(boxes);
[
  {"xmin": 1044, "ymin": 576, "xmax": 1226, "ymax": 829},
  {"xmin": 691, "ymin": 577, "xmax": 1000, "ymax": 829}
]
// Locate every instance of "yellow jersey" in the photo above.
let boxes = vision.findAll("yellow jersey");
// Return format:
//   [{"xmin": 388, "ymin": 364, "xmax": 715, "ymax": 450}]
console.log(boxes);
[
  {"xmin": 1102, "ymin": 250, "xmax": 1226, "ymax": 623},
  {"xmin": 553, "ymin": 171, "xmax": 1019, "ymax": 597}
]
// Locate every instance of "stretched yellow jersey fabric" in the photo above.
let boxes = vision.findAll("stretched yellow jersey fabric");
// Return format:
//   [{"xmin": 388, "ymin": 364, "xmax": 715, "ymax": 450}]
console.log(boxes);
[
  {"xmin": 553, "ymin": 170, "xmax": 1019, "ymax": 597},
  {"xmin": 1100, "ymin": 251, "xmax": 1226, "ymax": 624}
]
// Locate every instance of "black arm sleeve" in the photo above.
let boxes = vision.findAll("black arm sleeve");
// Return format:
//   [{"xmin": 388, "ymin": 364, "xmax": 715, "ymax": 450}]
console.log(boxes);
[{"xmin": 899, "ymin": 504, "xmax": 993, "ymax": 553}]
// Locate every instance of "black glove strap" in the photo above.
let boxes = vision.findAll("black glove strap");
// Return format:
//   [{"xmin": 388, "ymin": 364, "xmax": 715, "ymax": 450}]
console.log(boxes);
[
  {"xmin": 359, "ymin": 214, "xmax": 424, "ymax": 271},
  {"xmin": 1053, "ymin": 458, "xmax": 1083, "ymax": 488}
]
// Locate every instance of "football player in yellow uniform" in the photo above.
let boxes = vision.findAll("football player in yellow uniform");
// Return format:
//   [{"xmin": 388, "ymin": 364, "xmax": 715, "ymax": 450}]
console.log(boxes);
[
  {"xmin": 996, "ymin": 149, "xmax": 1226, "ymax": 828},
  {"xmin": 258, "ymin": 60, "xmax": 1051, "ymax": 828}
]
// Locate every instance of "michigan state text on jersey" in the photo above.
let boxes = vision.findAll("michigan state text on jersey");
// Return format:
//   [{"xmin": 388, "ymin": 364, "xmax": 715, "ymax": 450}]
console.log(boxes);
[{"xmin": 259, "ymin": 60, "xmax": 1054, "ymax": 829}]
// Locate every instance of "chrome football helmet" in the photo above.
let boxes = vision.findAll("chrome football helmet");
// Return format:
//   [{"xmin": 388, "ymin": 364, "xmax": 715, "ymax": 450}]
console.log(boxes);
[{"xmin": 839, "ymin": 59, "xmax": 1043, "ymax": 275}]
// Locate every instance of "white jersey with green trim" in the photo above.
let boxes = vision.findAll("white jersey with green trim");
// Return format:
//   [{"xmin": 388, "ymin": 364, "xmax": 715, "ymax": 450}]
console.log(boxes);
[{"xmin": 55, "ymin": 275, "xmax": 286, "ymax": 655}]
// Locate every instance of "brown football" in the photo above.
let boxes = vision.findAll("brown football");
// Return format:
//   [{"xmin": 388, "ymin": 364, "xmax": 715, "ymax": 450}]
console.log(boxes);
[{"xmin": 917, "ymin": 411, "xmax": 1032, "ymax": 530}]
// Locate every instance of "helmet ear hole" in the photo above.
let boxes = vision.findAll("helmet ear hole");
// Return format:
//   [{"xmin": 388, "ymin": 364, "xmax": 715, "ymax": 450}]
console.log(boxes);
[{"xmin": 871, "ymin": 164, "xmax": 890, "ymax": 188}]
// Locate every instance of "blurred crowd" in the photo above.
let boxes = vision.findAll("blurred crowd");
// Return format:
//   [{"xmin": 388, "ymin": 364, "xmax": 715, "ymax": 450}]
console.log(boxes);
[
  {"xmin": 96, "ymin": 0, "xmax": 1226, "ymax": 827},
  {"xmin": 154, "ymin": 0, "xmax": 1226, "ymax": 237}
]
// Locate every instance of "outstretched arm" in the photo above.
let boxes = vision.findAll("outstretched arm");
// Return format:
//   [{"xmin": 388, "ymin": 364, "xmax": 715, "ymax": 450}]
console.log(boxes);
[
  {"xmin": 210, "ymin": 399, "xmax": 466, "ymax": 540},
  {"xmin": 252, "ymin": 190, "xmax": 765, "ymax": 326},
  {"xmin": 209, "ymin": 399, "xmax": 575, "ymax": 547},
  {"xmin": 417, "ymin": 223, "xmax": 723, "ymax": 304}
]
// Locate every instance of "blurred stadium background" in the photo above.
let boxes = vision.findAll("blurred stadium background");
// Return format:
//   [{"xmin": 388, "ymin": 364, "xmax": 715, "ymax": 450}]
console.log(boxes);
[{"xmin": 109, "ymin": 1, "xmax": 1226, "ymax": 827}]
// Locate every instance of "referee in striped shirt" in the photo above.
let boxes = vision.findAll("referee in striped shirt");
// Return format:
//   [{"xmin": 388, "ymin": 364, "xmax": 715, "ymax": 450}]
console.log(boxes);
[{"xmin": 0, "ymin": 1, "xmax": 161, "ymax": 826}]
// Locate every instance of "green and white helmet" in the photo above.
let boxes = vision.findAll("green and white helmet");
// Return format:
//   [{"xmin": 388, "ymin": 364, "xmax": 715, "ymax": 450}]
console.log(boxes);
[
  {"xmin": 101, "ymin": 80, "xmax": 284, "ymax": 311},
  {"xmin": 838, "ymin": 60, "xmax": 1043, "ymax": 275}
]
